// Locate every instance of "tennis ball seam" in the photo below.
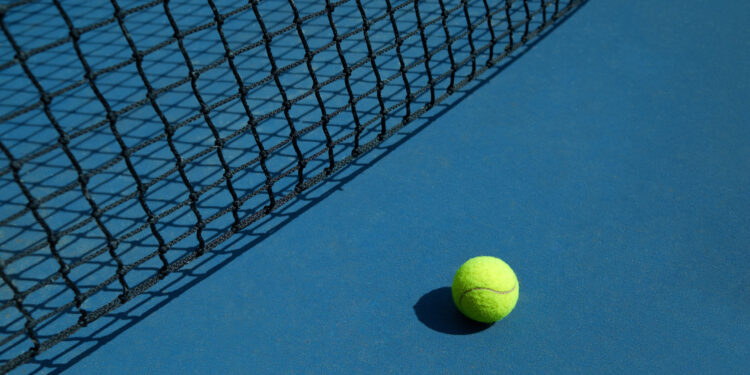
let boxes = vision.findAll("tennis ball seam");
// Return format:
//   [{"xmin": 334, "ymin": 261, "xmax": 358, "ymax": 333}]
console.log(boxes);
[{"xmin": 457, "ymin": 283, "xmax": 517, "ymax": 309}]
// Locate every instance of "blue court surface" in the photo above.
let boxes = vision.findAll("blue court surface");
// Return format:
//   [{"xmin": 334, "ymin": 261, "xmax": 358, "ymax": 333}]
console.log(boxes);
[{"xmin": 1, "ymin": 0, "xmax": 749, "ymax": 374}]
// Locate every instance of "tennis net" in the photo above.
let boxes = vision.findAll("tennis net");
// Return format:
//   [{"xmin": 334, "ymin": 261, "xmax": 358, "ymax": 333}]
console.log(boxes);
[{"xmin": 0, "ymin": 0, "xmax": 584, "ymax": 371}]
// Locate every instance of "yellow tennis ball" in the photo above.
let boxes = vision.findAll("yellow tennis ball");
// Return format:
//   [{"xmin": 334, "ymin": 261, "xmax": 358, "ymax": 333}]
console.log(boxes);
[{"xmin": 451, "ymin": 256, "xmax": 519, "ymax": 323}]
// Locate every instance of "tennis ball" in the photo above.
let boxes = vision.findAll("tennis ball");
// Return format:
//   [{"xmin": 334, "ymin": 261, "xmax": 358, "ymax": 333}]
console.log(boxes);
[{"xmin": 451, "ymin": 256, "xmax": 519, "ymax": 323}]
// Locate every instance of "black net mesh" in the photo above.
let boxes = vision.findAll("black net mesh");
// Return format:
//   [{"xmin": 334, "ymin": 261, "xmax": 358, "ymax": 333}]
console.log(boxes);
[{"xmin": 0, "ymin": 0, "xmax": 584, "ymax": 371}]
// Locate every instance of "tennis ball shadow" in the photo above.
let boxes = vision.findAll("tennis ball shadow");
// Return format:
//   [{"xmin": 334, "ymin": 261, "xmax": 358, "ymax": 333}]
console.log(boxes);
[{"xmin": 413, "ymin": 287, "xmax": 492, "ymax": 335}]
